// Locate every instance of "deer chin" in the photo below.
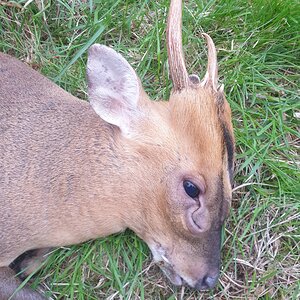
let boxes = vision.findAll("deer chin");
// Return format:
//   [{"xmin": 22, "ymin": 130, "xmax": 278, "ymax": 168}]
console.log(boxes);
[{"xmin": 148, "ymin": 242, "xmax": 183, "ymax": 286}]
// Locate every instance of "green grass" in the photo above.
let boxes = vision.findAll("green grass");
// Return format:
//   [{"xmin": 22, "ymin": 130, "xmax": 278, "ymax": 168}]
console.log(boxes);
[{"xmin": 1, "ymin": 0, "xmax": 299, "ymax": 299}]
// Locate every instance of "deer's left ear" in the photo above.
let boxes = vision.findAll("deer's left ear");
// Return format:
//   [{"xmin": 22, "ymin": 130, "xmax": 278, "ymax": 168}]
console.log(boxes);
[{"xmin": 87, "ymin": 44, "xmax": 141, "ymax": 136}]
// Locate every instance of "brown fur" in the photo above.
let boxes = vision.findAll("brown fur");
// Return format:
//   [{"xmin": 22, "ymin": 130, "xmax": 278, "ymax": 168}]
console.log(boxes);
[
  {"xmin": 0, "ymin": 45, "xmax": 234, "ymax": 298},
  {"xmin": 0, "ymin": 267, "xmax": 45, "ymax": 300}
]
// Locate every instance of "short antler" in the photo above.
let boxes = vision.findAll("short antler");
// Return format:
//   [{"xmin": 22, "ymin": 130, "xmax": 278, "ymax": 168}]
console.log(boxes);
[
  {"xmin": 200, "ymin": 33, "xmax": 218, "ymax": 91},
  {"xmin": 167, "ymin": 0, "xmax": 189, "ymax": 91}
]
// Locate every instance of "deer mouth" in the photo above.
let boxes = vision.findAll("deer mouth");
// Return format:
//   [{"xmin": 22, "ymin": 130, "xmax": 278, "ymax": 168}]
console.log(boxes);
[
  {"xmin": 148, "ymin": 242, "xmax": 184, "ymax": 286},
  {"xmin": 156, "ymin": 259, "xmax": 183, "ymax": 286}
]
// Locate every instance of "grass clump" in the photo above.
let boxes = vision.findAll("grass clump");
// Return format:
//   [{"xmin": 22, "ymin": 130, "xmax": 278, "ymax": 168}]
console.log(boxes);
[{"xmin": 1, "ymin": 0, "xmax": 299, "ymax": 299}]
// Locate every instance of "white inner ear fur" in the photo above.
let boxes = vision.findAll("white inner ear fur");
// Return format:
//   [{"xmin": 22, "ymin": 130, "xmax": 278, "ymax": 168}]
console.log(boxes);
[{"xmin": 87, "ymin": 44, "xmax": 140, "ymax": 136}]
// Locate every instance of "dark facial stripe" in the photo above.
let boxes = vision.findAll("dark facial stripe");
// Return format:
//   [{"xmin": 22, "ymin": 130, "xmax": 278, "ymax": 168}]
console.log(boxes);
[
  {"xmin": 216, "ymin": 173, "xmax": 224, "ymax": 226},
  {"xmin": 216, "ymin": 92, "xmax": 235, "ymax": 184},
  {"xmin": 221, "ymin": 123, "xmax": 234, "ymax": 185}
]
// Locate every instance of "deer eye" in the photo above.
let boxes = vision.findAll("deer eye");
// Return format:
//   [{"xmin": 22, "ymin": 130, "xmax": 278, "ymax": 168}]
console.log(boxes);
[{"xmin": 183, "ymin": 180, "xmax": 200, "ymax": 199}]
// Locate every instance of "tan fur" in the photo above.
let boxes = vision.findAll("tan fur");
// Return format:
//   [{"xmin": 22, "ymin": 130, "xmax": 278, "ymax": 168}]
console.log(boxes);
[{"xmin": 0, "ymin": 44, "xmax": 234, "ymax": 297}]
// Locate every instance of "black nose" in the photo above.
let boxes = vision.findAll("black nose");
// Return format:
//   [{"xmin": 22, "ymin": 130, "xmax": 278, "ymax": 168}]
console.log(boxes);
[{"xmin": 195, "ymin": 273, "xmax": 219, "ymax": 290}]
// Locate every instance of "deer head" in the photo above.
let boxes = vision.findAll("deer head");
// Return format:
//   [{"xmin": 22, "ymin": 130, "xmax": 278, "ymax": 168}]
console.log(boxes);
[{"xmin": 87, "ymin": 0, "xmax": 234, "ymax": 290}]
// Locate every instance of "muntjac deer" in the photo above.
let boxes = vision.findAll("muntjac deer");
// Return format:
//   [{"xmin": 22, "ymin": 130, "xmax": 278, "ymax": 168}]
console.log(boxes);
[{"xmin": 0, "ymin": 0, "xmax": 234, "ymax": 298}]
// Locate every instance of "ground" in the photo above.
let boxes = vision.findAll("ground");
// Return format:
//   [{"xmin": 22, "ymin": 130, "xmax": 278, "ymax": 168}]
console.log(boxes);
[{"xmin": 0, "ymin": 0, "xmax": 299, "ymax": 299}]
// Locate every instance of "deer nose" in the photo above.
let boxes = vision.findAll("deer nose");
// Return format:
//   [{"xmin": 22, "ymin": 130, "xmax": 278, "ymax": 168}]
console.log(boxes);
[{"xmin": 195, "ymin": 273, "xmax": 219, "ymax": 290}]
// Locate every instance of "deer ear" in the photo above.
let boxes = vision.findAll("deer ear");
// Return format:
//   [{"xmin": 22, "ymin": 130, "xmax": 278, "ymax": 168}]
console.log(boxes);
[{"xmin": 87, "ymin": 44, "xmax": 140, "ymax": 136}]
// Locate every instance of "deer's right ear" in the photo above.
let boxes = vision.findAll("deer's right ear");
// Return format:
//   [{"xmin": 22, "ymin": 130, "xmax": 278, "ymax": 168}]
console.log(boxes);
[{"xmin": 87, "ymin": 44, "xmax": 140, "ymax": 136}]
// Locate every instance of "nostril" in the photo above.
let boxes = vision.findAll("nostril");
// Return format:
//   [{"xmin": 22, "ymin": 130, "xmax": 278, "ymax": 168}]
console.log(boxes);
[{"xmin": 195, "ymin": 273, "xmax": 219, "ymax": 290}]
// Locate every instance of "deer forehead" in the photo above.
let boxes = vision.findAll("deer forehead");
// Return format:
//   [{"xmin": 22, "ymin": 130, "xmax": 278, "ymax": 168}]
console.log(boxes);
[{"xmin": 169, "ymin": 90, "xmax": 226, "ymax": 162}]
